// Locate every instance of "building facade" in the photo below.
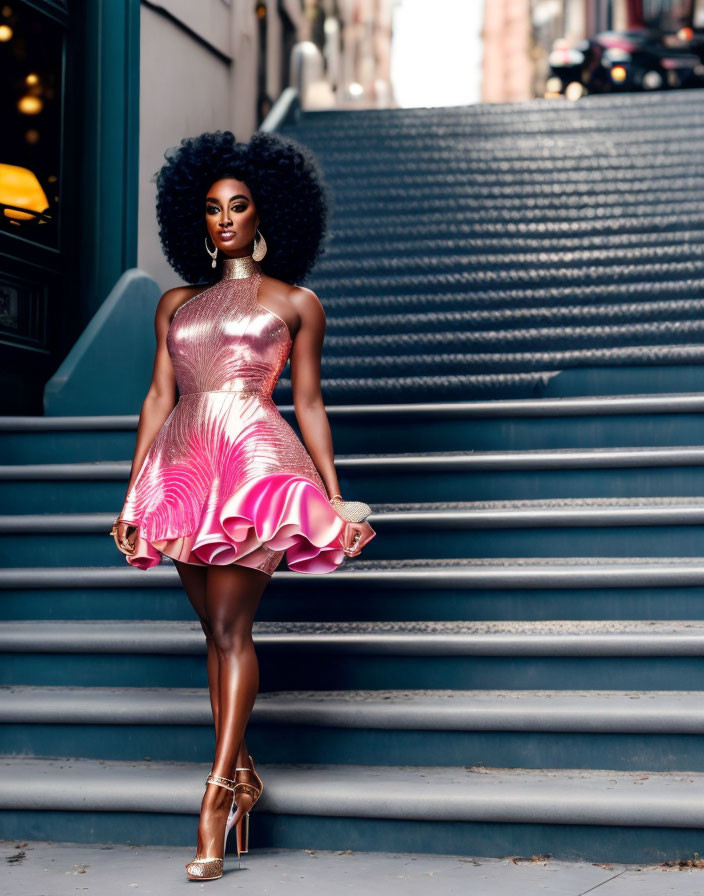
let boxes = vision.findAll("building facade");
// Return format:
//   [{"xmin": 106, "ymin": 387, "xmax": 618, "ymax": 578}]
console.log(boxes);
[
  {"xmin": 137, "ymin": 0, "xmax": 303, "ymax": 292},
  {"xmin": 0, "ymin": 0, "xmax": 139, "ymax": 414}
]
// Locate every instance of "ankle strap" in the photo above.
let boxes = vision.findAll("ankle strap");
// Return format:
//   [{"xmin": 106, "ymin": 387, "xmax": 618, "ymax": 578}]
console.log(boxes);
[{"xmin": 206, "ymin": 773, "xmax": 236, "ymax": 791}]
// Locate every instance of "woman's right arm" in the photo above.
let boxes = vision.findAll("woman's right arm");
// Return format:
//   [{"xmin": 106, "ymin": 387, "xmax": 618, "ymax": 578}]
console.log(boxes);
[{"xmin": 119, "ymin": 287, "xmax": 190, "ymax": 515}]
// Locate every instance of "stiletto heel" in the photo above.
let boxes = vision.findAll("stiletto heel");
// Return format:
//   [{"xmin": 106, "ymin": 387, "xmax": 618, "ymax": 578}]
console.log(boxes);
[
  {"xmin": 184, "ymin": 772, "xmax": 238, "ymax": 881},
  {"xmin": 235, "ymin": 809, "xmax": 249, "ymax": 859},
  {"xmin": 232, "ymin": 755, "xmax": 264, "ymax": 865}
]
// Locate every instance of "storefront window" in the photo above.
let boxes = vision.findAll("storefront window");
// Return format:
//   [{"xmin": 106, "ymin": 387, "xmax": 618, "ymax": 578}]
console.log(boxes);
[{"xmin": 0, "ymin": 3, "xmax": 63, "ymax": 247}]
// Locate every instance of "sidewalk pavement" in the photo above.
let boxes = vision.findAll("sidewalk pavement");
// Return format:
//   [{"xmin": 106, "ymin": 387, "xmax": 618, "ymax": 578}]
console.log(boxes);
[{"xmin": 3, "ymin": 839, "xmax": 704, "ymax": 895}]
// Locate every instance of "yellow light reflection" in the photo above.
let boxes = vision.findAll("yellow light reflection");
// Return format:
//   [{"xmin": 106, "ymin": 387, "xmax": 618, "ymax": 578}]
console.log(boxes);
[
  {"xmin": 0, "ymin": 163, "xmax": 49, "ymax": 221},
  {"xmin": 18, "ymin": 94, "xmax": 43, "ymax": 114},
  {"xmin": 0, "ymin": 23, "xmax": 12, "ymax": 40}
]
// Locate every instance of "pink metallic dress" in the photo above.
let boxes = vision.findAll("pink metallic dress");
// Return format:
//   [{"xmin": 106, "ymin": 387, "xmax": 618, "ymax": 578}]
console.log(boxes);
[{"xmin": 119, "ymin": 267, "xmax": 347, "ymax": 576}]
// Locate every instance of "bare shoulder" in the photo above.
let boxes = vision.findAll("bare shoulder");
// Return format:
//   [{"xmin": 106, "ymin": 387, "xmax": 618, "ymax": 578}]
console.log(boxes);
[
  {"xmin": 286, "ymin": 283, "xmax": 325, "ymax": 324},
  {"xmin": 258, "ymin": 274, "xmax": 324, "ymax": 341},
  {"xmin": 157, "ymin": 284, "xmax": 206, "ymax": 322},
  {"xmin": 262, "ymin": 274, "xmax": 322, "ymax": 310}
]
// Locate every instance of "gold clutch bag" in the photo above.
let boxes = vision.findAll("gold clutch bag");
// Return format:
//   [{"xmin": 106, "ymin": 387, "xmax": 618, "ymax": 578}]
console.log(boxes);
[{"xmin": 329, "ymin": 497, "xmax": 372, "ymax": 522}]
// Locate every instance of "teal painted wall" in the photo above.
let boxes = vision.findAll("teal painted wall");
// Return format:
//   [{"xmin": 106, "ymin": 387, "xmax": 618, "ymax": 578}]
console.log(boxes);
[
  {"xmin": 75, "ymin": 0, "xmax": 140, "ymax": 327},
  {"xmin": 44, "ymin": 268, "xmax": 161, "ymax": 416}
]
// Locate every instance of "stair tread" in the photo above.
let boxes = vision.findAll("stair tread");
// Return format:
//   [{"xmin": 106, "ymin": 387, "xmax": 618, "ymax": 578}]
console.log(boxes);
[
  {"xmin": 8, "ymin": 444, "xmax": 704, "ymax": 476},
  {"xmin": 5, "ymin": 557, "xmax": 704, "ymax": 591},
  {"xmin": 4, "ymin": 685, "xmax": 704, "ymax": 731},
  {"xmin": 364, "ymin": 496, "xmax": 704, "ymax": 512},
  {"xmin": 8, "ymin": 496, "xmax": 704, "ymax": 523},
  {"xmin": 3, "ymin": 755, "xmax": 704, "ymax": 825},
  {"xmin": 5, "ymin": 393, "xmax": 704, "ymax": 431},
  {"xmin": 272, "ymin": 96, "xmax": 704, "ymax": 400},
  {"xmin": 3, "ymin": 555, "xmax": 704, "ymax": 570},
  {"xmin": 4, "ymin": 618, "xmax": 704, "ymax": 655}
]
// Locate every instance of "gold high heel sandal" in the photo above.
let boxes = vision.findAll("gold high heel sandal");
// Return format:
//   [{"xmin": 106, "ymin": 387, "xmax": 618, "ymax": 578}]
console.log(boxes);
[
  {"xmin": 185, "ymin": 772, "xmax": 238, "ymax": 881},
  {"xmin": 232, "ymin": 755, "xmax": 264, "ymax": 859}
]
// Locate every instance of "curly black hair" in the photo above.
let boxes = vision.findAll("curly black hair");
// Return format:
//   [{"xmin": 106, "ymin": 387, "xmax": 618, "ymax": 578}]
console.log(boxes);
[{"xmin": 154, "ymin": 130, "xmax": 331, "ymax": 286}]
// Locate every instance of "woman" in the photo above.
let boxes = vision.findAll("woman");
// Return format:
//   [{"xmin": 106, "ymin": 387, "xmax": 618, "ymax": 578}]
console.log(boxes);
[{"xmin": 110, "ymin": 129, "xmax": 376, "ymax": 880}]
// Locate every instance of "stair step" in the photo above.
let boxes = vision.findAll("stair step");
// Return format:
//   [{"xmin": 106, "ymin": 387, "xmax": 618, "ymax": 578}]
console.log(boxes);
[
  {"xmin": 12, "ymin": 446, "xmax": 704, "ymax": 506},
  {"xmin": 12, "ymin": 444, "xmax": 704, "ymax": 474},
  {"xmin": 5, "ymin": 556, "xmax": 704, "ymax": 588},
  {"xmin": 4, "ymin": 685, "xmax": 704, "ymax": 731},
  {"xmin": 5, "ymin": 619, "xmax": 704, "ymax": 690},
  {"xmin": 6, "ymin": 686, "xmax": 704, "ymax": 772},
  {"xmin": 322, "ymin": 229, "xmax": 704, "ymax": 262},
  {"xmin": 7, "ymin": 497, "xmax": 704, "ymax": 526},
  {"xmin": 288, "ymin": 95, "xmax": 702, "ymax": 136},
  {"xmin": 5, "ymin": 618, "xmax": 704, "ymax": 655},
  {"xmin": 2, "ymin": 755, "xmax": 704, "ymax": 860},
  {"xmin": 6, "ymin": 558, "xmax": 704, "ymax": 624},
  {"xmin": 324, "ymin": 186, "xmax": 700, "ymax": 214},
  {"xmin": 6, "ymin": 500, "xmax": 704, "ymax": 565},
  {"xmin": 313, "ymin": 191, "xmax": 704, "ymax": 219},
  {"xmin": 2, "ymin": 755, "xmax": 700, "ymax": 824},
  {"xmin": 6, "ymin": 394, "xmax": 704, "ymax": 463}
]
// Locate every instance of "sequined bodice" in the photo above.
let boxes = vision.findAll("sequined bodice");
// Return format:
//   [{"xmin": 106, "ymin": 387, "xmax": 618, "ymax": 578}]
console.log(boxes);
[{"xmin": 166, "ymin": 270, "xmax": 291, "ymax": 398}]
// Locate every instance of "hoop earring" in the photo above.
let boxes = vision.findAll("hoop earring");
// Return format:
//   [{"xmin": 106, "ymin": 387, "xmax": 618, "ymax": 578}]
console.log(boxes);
[
  {"xmin": 252, "ymin": 228, "xmax": 267, "ymax": 261},
  {"xmin": 205, "ymin": 235, "xmax": 218, "ymax": 268}
]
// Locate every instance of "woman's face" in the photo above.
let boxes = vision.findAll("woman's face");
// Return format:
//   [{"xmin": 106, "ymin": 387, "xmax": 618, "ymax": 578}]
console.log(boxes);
[{"xmin": 205, "ymin": 177, "xmax": 259, "ymax": 258}]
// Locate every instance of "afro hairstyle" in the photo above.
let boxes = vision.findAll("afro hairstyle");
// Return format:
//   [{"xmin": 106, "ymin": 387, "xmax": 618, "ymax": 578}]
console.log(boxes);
[{"xmin": 154, "ymin": 129, "xmax": 331, "ymax": 286}]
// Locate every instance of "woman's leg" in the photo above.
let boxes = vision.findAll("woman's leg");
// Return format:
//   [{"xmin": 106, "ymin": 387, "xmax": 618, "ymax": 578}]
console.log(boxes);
[
  {"xmin": 173, "ymin": 559, "xmax": 255, "ymax": 771},
  {"xmin": 192, "ymin": 562, "xmax": 271, "ymax": 860},
  {"xmin": 173, "ymin": 560, "xmax": 221, "ymax": 741}
]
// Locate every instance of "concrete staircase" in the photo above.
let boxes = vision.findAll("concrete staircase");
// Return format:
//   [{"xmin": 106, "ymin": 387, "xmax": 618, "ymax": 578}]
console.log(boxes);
[
  {"xmin": 272, "ymin": 89, "xmax": 704, "ymax": 402},
  {"xmin": 4, "ymin": 393, "xmax": 704, "ymax": 861},
  {"xmin": 4, "ymin": 89, "xmax": 704, "ymax": 862}
]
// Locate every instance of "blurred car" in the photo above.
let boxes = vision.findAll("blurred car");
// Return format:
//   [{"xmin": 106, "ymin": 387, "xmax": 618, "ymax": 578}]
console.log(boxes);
[{"xmin": 546, "ymin": 25, "xmax": 704, "ymax": 99}]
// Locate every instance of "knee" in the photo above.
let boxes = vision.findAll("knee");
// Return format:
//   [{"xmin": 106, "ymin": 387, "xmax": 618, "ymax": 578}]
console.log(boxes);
[
  {"xmin": 209, "ymin": 623, "xmax": 252, "ymax": 654},
  {"xmin": 199, "ymin": 617, "xmax": 215, "ymax": 642}
]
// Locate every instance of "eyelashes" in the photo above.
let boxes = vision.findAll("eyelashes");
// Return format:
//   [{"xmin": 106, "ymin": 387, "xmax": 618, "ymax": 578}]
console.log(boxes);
[{"xmin": 206, "ymin": 205, "xmax": 248, "ymax": 214}]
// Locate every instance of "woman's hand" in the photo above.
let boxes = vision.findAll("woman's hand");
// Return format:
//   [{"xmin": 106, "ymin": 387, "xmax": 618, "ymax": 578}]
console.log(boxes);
[
  {"xmin": 111, "ymin": 516, "xmax": 138, "ymax": 556},
  {"xmin": 342, "ymin": 520, "xmax": 376, "ymax": 557}
]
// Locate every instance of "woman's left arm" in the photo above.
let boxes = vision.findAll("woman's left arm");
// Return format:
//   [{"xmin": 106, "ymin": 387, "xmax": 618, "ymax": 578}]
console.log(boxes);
[
  {"xmin": 289, "ymin": 285, "xmax": 376, "ymax": 557},
  {"xmin": 288, "ymin": 285, "xmax": 342, "ymax": 498}
]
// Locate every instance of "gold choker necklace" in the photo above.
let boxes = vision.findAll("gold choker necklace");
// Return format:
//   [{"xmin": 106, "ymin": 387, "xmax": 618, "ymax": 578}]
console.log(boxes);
[{"xmin": 220, "ymin": 254, "xmax": 259, "ymax": 280}]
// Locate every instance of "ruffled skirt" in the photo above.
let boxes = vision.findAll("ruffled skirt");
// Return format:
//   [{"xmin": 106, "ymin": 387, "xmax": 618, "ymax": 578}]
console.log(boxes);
[{"xmin": 119, "ymin": 393, "xmax": 348, "ymax": 575}]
